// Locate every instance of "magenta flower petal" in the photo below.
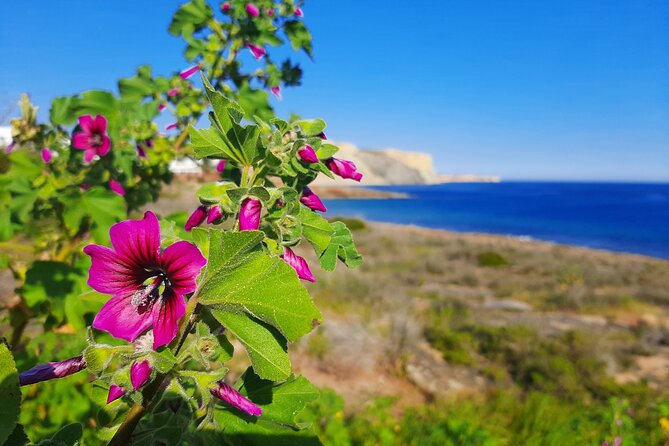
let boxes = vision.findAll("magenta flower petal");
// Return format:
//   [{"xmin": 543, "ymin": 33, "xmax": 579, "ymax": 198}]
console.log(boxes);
[
  {"xmin": 222, "ymin": 2, "xmax": 231, "ymax": 12},
  {"xmin": 282, "ymin": 247, "xmax": 316, "ymax": 282},
  {"xmin": 167, "ymin": 88, "xmax": 180, "ymax": 97},
  {"xmin": 159, "ymin": 241, "xmax": 206, "ymax": 296},
  {"xmin": 109, "ymin": 179, "xmax": 126, "ymax": 196},
  {"xmin": 211, "ymin": 382, "xmax": 263, "ymax": 416},
  {"xmin": 297, "ymin": 145, "xmax": 318, "ymax": 163},
  {"xmin": 98, "ymin": 135, "xmax": 111, "ymax": 156},
  {"xmin": 72, "ymin": 132, "xmax": 91, "ymax": 150},
  {"xmin": 245, "ymin": 42, "xmax": 266, "ymax": 59},
  {"xmin": 151, "ymin": 288, "xmax": 186, "ymax": 349},
  {"xmin": 78, "ymin": 114, "xmax": 94, "ymax": 130},
  {"xmin": 93, "ymin": 114, "xmax": 108, "ymax": 134},
  {"xmin": 83, "ymin": 244, "xmax": 138, "ymax": 295},
  {"xmin": 207, "ymin": 205, "xmax": 223, "ymax": 224},
  {"xmin": 295, "ymin": 7, "xmax": 304, "ymax": 17},
  {"xmin": 267, "ymin": 8, "xmax": 274, "ymax": 16},
  {"xmin": 216, "ymin": 159, "xmax": 227, "ymax": 173},
  {"xmin": 239, "ymin": 198, "xmax": 261, "ymax": 231},
  {"xmin": 166, "ymin": 122, "xmax": 178, "ymax": 131},
  {"xmin": 109, "ymin": 211, "xmax": 161, "ymax": 268},
  {"xmin": 19, "ymin": 356, "xmax": 86, "ymax": 386},
  {"xmin": 271, "ymin": 86, "xmax": 282, "ymax": 101},
  {"xmin": 245, "ymin": 3, "xmax": 259, "ymax": 17},
  {"xmin": 179, "ymin": 65, "xmax": 200, "ymax": 79},
  {"xmin": 41, "ymin": 147, "xmax": 52, "ymax": 164},
  {"xmin": 325, "ymin": 157, "xmax": 363, "ymax": 182},
  {"xmin": 318, "ymin": 132, "xmax": 327, "ymax": 140},
  {"xmin": 73, "ymin": 114, "xmax": 111, "ymax": 160},
  {"xmin": 83, "ymin": 149, "xmax": 96, "ymax": 163},
  {"xmin": 185, "ymin": 205, "xmax": 207, "ymax": 232},
  {"xmin": 300, "ymin": 187, "xmax": 327, "ymax": 212},
  {"xmin": 93, "ymin": 293, "xmax": 156, "ymax": 343},
  {"xmin": 158, "ymin": 103, "xmax": 166, "ymax": 111},
  {"xmin": 130, "ymin": 360, "xmax": 151, "ymax": 390},
  {"xmin": 107, "ymin": 385, "xmax": 126, "ymax": 404}
]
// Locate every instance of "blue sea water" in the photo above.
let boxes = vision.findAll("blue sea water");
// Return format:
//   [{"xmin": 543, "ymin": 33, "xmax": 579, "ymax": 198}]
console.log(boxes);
[{"xmin": 323, "ymin": 182, "xmax": 669, "ymax": 260}]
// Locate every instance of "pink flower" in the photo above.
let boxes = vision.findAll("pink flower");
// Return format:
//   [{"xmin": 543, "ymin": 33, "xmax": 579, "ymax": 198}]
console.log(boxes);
[
  {"xmin": 19, "ymin": 356, "xmax": 86, "ymax": 386},
  {"xmin": 239, "ymin": 198, "xmax": 261, "ymax": 231},
  {"xmin": 72, "ymin": 115, "xmax": 111, "ymax": 163},
  {"xmin": 267, "ymin": 8, "xmax": 274, "ymax": 16},
  {"xmin": 245, "ymin": 3, "xmax": 259, "ymax": 17},
  {"xmin": 318, "ymin": 132, "xmax": 327, "ymax": 140},
  {"xmin": 282, "ymin": 247, "xmax": 315, "ymax": 282},
  {"xmin": 5, "ymin": 142, "xmax": 16, "ymax": 154},
  {"xmin": 297, "ymin": 145, "xmax": 318, "ymax": 163},
  {"xmin": 166, "ymin": 122, "xmax": 179, "ymax": 131},
  {"xmin": 107, "ymin": 385, "xmax": 126, "ymax": 404},
  {"xmin": 41, "ymin": 147, "xmax": 52, "ymax": 164},
  {"xmin": 179, "ymin": 65, "xmax": 200, "ymax": 79},
  {"xmin": 158, "ymin": 103, "xmax": 166, "ymax": 111},
  {"xmin": 83, "ymin": 211, "xmax": 206, "ymax": 349},
  {"xmin": 326, "ymin": 157, "xmax": 363, "ymax": 182},
  {"xmin": 109, "ymin": 179, "xmax": 126, "ymax": 196},
  {"xmin": 245, "ymin": 42, "xmax": 266, "ymax": 59},
  {"xmin": 207, "ymin": 206, "xmax": 223, "ymax": 224},
  {"xmin": 271, "ymin": 85, "xmax": 282, "ymax": 100},
  {"xmin": 300, "ymin": 187, "xmax": 327, "ymax": 212},
  {"xmin": 185, "ymin": 205, "xmax": 207, "ymax": 231},
  {"xmin": 222, "ymin": 2, "xmax": 230, "ymax": 12},
  {"xmin": 210, "ymin": 382, "xmax": 262, "ymax": 416},
  {"xmin": 295, "ymin": 7, "xmax": 303, "ymax": 17},
  {"xmin": 130, "ymin": 360, "xmax": 151, "ymax": 390},
  {"xmin": 167, "ymin": 88, "xmax": 180, "ymax": 97},
  {"xmin": 613, "ymin": 437, "xmax": 622, "ymax": 446},
  {"xmin": 216, "ymin": 159, "xmax": 227, "ymax": 173}
]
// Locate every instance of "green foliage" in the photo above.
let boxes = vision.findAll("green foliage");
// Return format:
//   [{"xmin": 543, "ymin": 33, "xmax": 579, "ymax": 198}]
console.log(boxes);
[
  {"xmin": 477, "ymin": 251, "xmax": 510, "ymax": 267},
  {"xmin": 0, "ymin": 343, "xmax": 21, "ymax": 445}
]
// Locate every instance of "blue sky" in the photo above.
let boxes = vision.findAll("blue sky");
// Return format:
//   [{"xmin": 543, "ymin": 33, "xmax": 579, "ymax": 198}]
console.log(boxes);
[{"xmin": 1, "ymin": 1, "xmax": 667, "ymax": 181}]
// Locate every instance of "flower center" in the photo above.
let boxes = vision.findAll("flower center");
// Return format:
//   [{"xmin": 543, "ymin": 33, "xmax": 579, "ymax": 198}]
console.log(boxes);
[
  {"xmin": 90, "ymin": 133, "xmax": 103, "ymax": 147},
  {"xmin": 131, "ymin": 275, "xmax": 165, "ymax": 309}
]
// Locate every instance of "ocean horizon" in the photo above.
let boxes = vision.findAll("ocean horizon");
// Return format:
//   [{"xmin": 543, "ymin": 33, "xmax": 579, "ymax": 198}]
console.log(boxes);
[{"xmin": 323, "ymin": 181, "xmax": 669, "ymax": 260}]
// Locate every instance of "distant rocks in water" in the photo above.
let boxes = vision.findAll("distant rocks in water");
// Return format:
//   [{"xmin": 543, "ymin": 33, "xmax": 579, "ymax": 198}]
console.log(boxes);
[{"xmin": 312, "ymin": 141, "xmax": 500, "ymax": 186}]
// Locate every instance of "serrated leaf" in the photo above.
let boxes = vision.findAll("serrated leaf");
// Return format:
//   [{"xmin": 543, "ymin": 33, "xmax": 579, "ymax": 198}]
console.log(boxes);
[
  {"xmin": 179, "ymin": 368, "xmax": 228, "ymax": 407},
  {"xmin": 50, "ymin": 96, "xmax": 77, "ymax": 126},
  {"xmin": 61, "ymin": 187, "xmax": 126, "ymax": 244},
  {"xmin": 0, "ymin": 343, "xmax": 21, "ymax": 445},
  {"xmin": 298, "ymin": 206, "xmax": 334, "ymax": 255},
  {"xmin": 50, "ymin": 423, "xmax": 83, "ymax": 446},
  {"xmin": 319, "ymin": 221, "xmax": 363, "ymax": 271},
  {"xmin": 210, "ymin": 309, "xmax": 290, "ymax": 381},
  {"xmin": 293, "ymin": 119, "xmax": 325, "ymax": 136},
  {"xmin": 198, "ymin": 230, "xmax": 321, "ymax": 342},
  {"xmin": 316, "ymin": 143, "xmax": 339, "ymax": 160},
  {"xmin": 168, "ymin": 0, "xmax": 213, "ymax": 36}
]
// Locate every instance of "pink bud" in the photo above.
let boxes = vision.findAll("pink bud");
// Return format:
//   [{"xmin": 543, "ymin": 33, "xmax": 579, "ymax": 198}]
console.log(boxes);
[
  {"xmin": 271, "ymin": 85, "xmax": 282, "ymax": 100},
  {"xmin": 239, "ymin": 198, "xmax": 261, "ymax": 231},
  {"xmin": 107, "ymin": 385, "xmax": 126, "ymax": 404},
  {"xmin": 325, "ymin": 157, "xmax": 363, "ymax": 182},
  {"xmin": 179, "ymin": 65, "xmax": 200, "ymax": 79},
  {"xmin": 216, "ymin": 159, "xmax": 227, "ymax": 173},
  {"xmin": 80, "ymin": 183, "xmax": 90, "ymax": 192},
  {"xmin": 297, "ymin": 145, "xmax": 318, "ymax": 163},
  {"xmin": 282, "ymin": 247, "xmax": 316, "ymax": 282},
  {"xmin": 109, "ymin": 179, "xmax": 126, "ymax": 196},
  {"xmin": 167, "ymin": 88, "xmax": 180, "ymax": 97},
  {"xmin": 19, "ymin": 356, "xmax": 86, "ymax": 386},
  {"xmin": 295, "ymin": 7, "xmax": 303, "ymax": 17},
  {"xmin": 613, "ymin": 437, "xmax": 622, "ymax": 446},
  {"xmin": 245, "ymin": 42, "xmax": 266, "ymax": 59},
  {"xmin": 245, "ymin": 3, "xmax": 259, "ymax": 17},
  {"xmin": 300, "ymin": 187, "xmax": 327, "ymax": 212},
  {"xmin": 41, "ymin": 147, "xmax": 52, "ymax": 164},
  {"xmin": 185, "ymin": 205, "xmax": 208, "ymax": 231},
  {"xmin": 210, "ymin": 382, "xmax": 262, "ymax": 416},
  {"xmin": 318, "ymin": 132, "xmax": 327, "ymax": 140},
  {"xmin": 6, "ymin": 142, "xmax": 16, "ymax": 153},
  {"xmin": 267, "ymin": 8, "xmax": 274, "ymax": 16},
  {"xmin": 222, "ymin": 2, "xmax": 231, "ymax": 12},
  {"xmin": 207, "ymin": 205, "xmax": 223, "ymax": 224},
  {"xmin": 166, "ymin": 122, "xmax": 178, "ymax": 131},
  {"xmin": 130, "ymin": 360, "xmax": 151, "ymax": 391},
  {"xmin": 158, "ymin": 103, "xmax": 166, "ymax": 111}
]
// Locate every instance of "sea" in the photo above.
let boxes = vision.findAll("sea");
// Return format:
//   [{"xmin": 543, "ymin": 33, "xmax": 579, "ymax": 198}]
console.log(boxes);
[{"xmin": 322, "ymin": 182, "xmax": 669, "ymax": 260}]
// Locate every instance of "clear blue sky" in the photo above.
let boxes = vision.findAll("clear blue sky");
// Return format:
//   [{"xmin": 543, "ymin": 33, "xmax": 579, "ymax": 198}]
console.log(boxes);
[{"xmin": 1, "ymin": 1, "xmax": 667, "ymax": 181}]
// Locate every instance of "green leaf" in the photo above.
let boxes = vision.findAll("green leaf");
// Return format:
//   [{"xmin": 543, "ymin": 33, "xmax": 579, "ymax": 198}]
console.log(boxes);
[
  {"xmin": 62, "ymin": 187, "xmax": 126, "ymax": 244},
  {"xmin": 318, "ymin": 221, "xmax": 363, "ymax": 272},
  {"xmin": 198, "ymin": 230, "xmax": 321, "ymax": 342},
  {"xmin": 50, "ymin": 423, "xmax": 83, "ymax": 446},
  {"xmin": 0, "ymin": 343, "xmax": 21, "ymax": 445},
  {"xmin": 4, "ymin": 424, "xmax": 29, "ymax": 446},
  {"xmin": 119, "ymin": 68, "xmax": 156, "ymax": 100},
  {"xmin": 21, "ymin": 261, "xmax": 82, "ymax": 323},
  {"xmin": 210, "ymin": 309, "xmax": 290, "ymax": 381},
  {"xmin": 189, "ymin": 125, "xmax": 242, "ymax": 163},
  {"xmin": 168, "ymin": 0, "xmax": 213, "ymax": 36},
  {"xmin": 179, "ymin": 368, "xmax": 228, "ymax": 407},
  {"xmin": 293, "ymin": 119, "xmax": 325, "ymax": 136},
  {"xmin": 50, "ymin": 96, "xmax": 77, "ymax": 126},
  {"xmin": 316, "ymin": 143, "xmax": 339, "ymax": 160},
  {"xmin": 298, "ymin": 206, "xmax": 334, "ymax": 255},
  {"xmin": 284, "ymin": 21, "xmax": 313, "ymax": 57},
  {"xmin": 75, "ymin": 90, "xmax": 116, "ymax": 116}
]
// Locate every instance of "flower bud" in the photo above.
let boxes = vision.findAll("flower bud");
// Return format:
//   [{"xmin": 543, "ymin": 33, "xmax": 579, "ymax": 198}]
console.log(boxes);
[
  {"xmin": 185, "ymin": 205, "xmax": 208, "ymax": 231},
  {"xmin": 107, "ymin": 385, "xmax": 126, "ymax": 404},
  {"xmin": 210, "ymin": 382, "xmax": 262, "ymax": 416},
  {"xmin": 295, "ymin": 7, "xmax": 304, "ymax": 17},
  {"xmin": 222, "ymin": 2, "xmax": 230, "ymax": 12},
  {"xmin": 130, "ymin": 360, "xmax": 151, "ymax": 391},
  {"xmin": 41, "ymin": 147, "xmax": 52, "ymax": 164},
  {"xmin": 245, "ymin": 42, "xmax": 266, "ymax": 59},
  {"xmin": 216, "ymin": 159, "xmax": 227, "ymax": 173},
  {"xmin": 239, "ymin": 198, "xmax": 261, "ymax": 231},
  {"xmin": 300, "ymin": 187, "xmax": 327, "ymax": 212},
  {"xmin": 109, "ymin": 179, "xmax": 126, "ymax": 196},
  {"xmin": 267, "ymin": 8, "xmax": 274, "ymax": 16},
  {"xmin": 271, "ymin": 85, "xmax": 282, "ymax": 101},
  {"xmin": 297, "ymin": 145, "xmax": 319, "ymax": 163},
  {"xmin": 167, "ymin": 88, "xmax": 180, "ymax": 97},
  {"xmin": 318, "ymin": 132, "xmax": 327, "ymax": 140},
  {"xmin": 207, "ymin": 205, "xmax": 224, "ymax": 224},
  {"xmin": 325, "ymin": 157, "xmax": 363, "ymax": 182},
  {"xmin": 282, "ymin": 247, "xmax": 316, "ymax": 282},
  {"xmin": 179, "ymin": 65, "xmax": 200, "ymax": 79},
  {"xmin": 245, "ymin": 3, "xmax": 259, "ymax": 17},
  {"xmin": 19, "ymin": 356, "xmax": 86, "ymax": 386}
]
